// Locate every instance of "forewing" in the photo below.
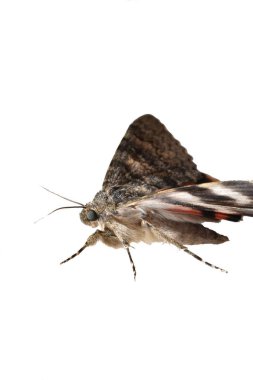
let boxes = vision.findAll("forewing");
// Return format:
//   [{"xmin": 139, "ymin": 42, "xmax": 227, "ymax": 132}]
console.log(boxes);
[
  {"xmin": 123, "ymin": 180, "xmax": 253, "ymax": 224},
  {"xmin": 102, "ymin": 115, "xmax": 215, "ymax": 199}
]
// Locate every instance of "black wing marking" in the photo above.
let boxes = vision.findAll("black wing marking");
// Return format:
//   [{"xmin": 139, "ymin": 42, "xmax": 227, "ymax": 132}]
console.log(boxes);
[
  {"xmin": 122, "ymin": 180, "xmax": 253, "ymax": 224},
  {"xmin": 108, "ymin": 181, "xmax": 253, "ymax": 246}
]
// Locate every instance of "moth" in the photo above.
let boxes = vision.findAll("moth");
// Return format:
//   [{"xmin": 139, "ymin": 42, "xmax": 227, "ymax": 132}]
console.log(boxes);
[{"xmin": 47, "ymin": 114, "xmax": 253, "ymax": 278}]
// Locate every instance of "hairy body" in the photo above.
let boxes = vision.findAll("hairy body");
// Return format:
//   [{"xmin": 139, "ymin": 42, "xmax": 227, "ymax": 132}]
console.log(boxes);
[{"xmin": 58, "ymin": 115, "xmax": 253, "ymax": 278}]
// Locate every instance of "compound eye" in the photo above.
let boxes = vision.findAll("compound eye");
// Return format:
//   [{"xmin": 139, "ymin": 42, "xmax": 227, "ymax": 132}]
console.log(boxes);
[{"xmin": 86, "ymin": 209, "xmax": 98, "ymax": 221}]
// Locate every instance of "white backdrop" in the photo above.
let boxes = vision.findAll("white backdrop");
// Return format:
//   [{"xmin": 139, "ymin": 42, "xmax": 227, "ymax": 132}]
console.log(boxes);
[{"xmin": 1, "ymin": 1, "xmax": 253, "ymax": 379}]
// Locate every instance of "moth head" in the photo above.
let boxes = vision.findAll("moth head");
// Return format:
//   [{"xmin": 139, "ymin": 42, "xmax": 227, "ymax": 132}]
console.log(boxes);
[
  {"xmin": 38, "ymin": 187, "xmax": 106, "ymax": 229},
  {"xmin": 80, "ymin": 205, "xmax": 100, "ymax": 227}
]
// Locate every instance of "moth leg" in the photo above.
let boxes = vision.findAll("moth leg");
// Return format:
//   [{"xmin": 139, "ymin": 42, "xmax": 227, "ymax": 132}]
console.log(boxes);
[
  {"xmin": 96, "ymin": 229, "xmax": 137, "ymax": 279},
  {"xmin": 148, "ymin": 223, "xmax": 228, "ymax": 273},
  {"xmin": 126, "ymin": 247, "xmax": 137, "ymax": 280},
  {"xmin": 104, "ymin": 222, "xmax": 137, "ymax": 280},
  {"xmin": 98, "ymin": 229, "xmax": 123, "ymax": 249},
  {"xmin": 60, "ymin": 229, "xmax": 101, "ymax": 264}
]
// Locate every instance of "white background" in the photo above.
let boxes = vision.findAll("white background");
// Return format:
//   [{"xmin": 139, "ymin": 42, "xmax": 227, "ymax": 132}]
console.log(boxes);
[{"xmin": 1, "ymin": 1, "xmax": 253, "ymax": 379}]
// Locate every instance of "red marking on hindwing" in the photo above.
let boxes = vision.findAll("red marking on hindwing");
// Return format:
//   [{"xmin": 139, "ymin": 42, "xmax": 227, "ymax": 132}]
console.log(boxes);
[
  {"xmin": 167, "ymin": 206, "xmax": 203, "ymax": 216},
  {"xmin": 214, "ymin": 212, "xmax": 228, "ymax": 220}
]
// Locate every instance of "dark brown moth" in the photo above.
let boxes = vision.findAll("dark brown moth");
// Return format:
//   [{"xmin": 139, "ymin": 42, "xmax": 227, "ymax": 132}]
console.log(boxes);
[{"xmin": 51, "ymin": 114, "xmax": 253, "ymax": 278}]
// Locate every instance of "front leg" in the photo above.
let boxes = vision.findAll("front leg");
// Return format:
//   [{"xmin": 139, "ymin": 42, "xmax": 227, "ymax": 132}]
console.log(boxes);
[
  {"xmin": 60, "ymin": 229, "xmax": 106, "ymax": 264},
  {"xmin": 60, "ymin": 228, "xmax": 137, "ymax": 279},
  {"xmin": 60, "ymin": 228, "xmax": 124, "ymax": 265},
  {"xmin": 99, "ymin": 228, "xmax": 124, "ymax": 249}
]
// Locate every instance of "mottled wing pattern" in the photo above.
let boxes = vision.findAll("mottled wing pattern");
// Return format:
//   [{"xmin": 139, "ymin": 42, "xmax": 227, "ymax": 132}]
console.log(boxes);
[{"xmin": 102, "ymin": 115, "xmax": 215, "ymax": 202}]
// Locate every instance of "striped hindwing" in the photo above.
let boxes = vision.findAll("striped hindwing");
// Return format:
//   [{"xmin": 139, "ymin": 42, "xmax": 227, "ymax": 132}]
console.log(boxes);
[
  {"xmin": 110, "ymin": 181, "xmax": 253, "ymax": 247},
  {"xmin": 121, "ymin": 180, "xmax": 253, "ymax": 224}
]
